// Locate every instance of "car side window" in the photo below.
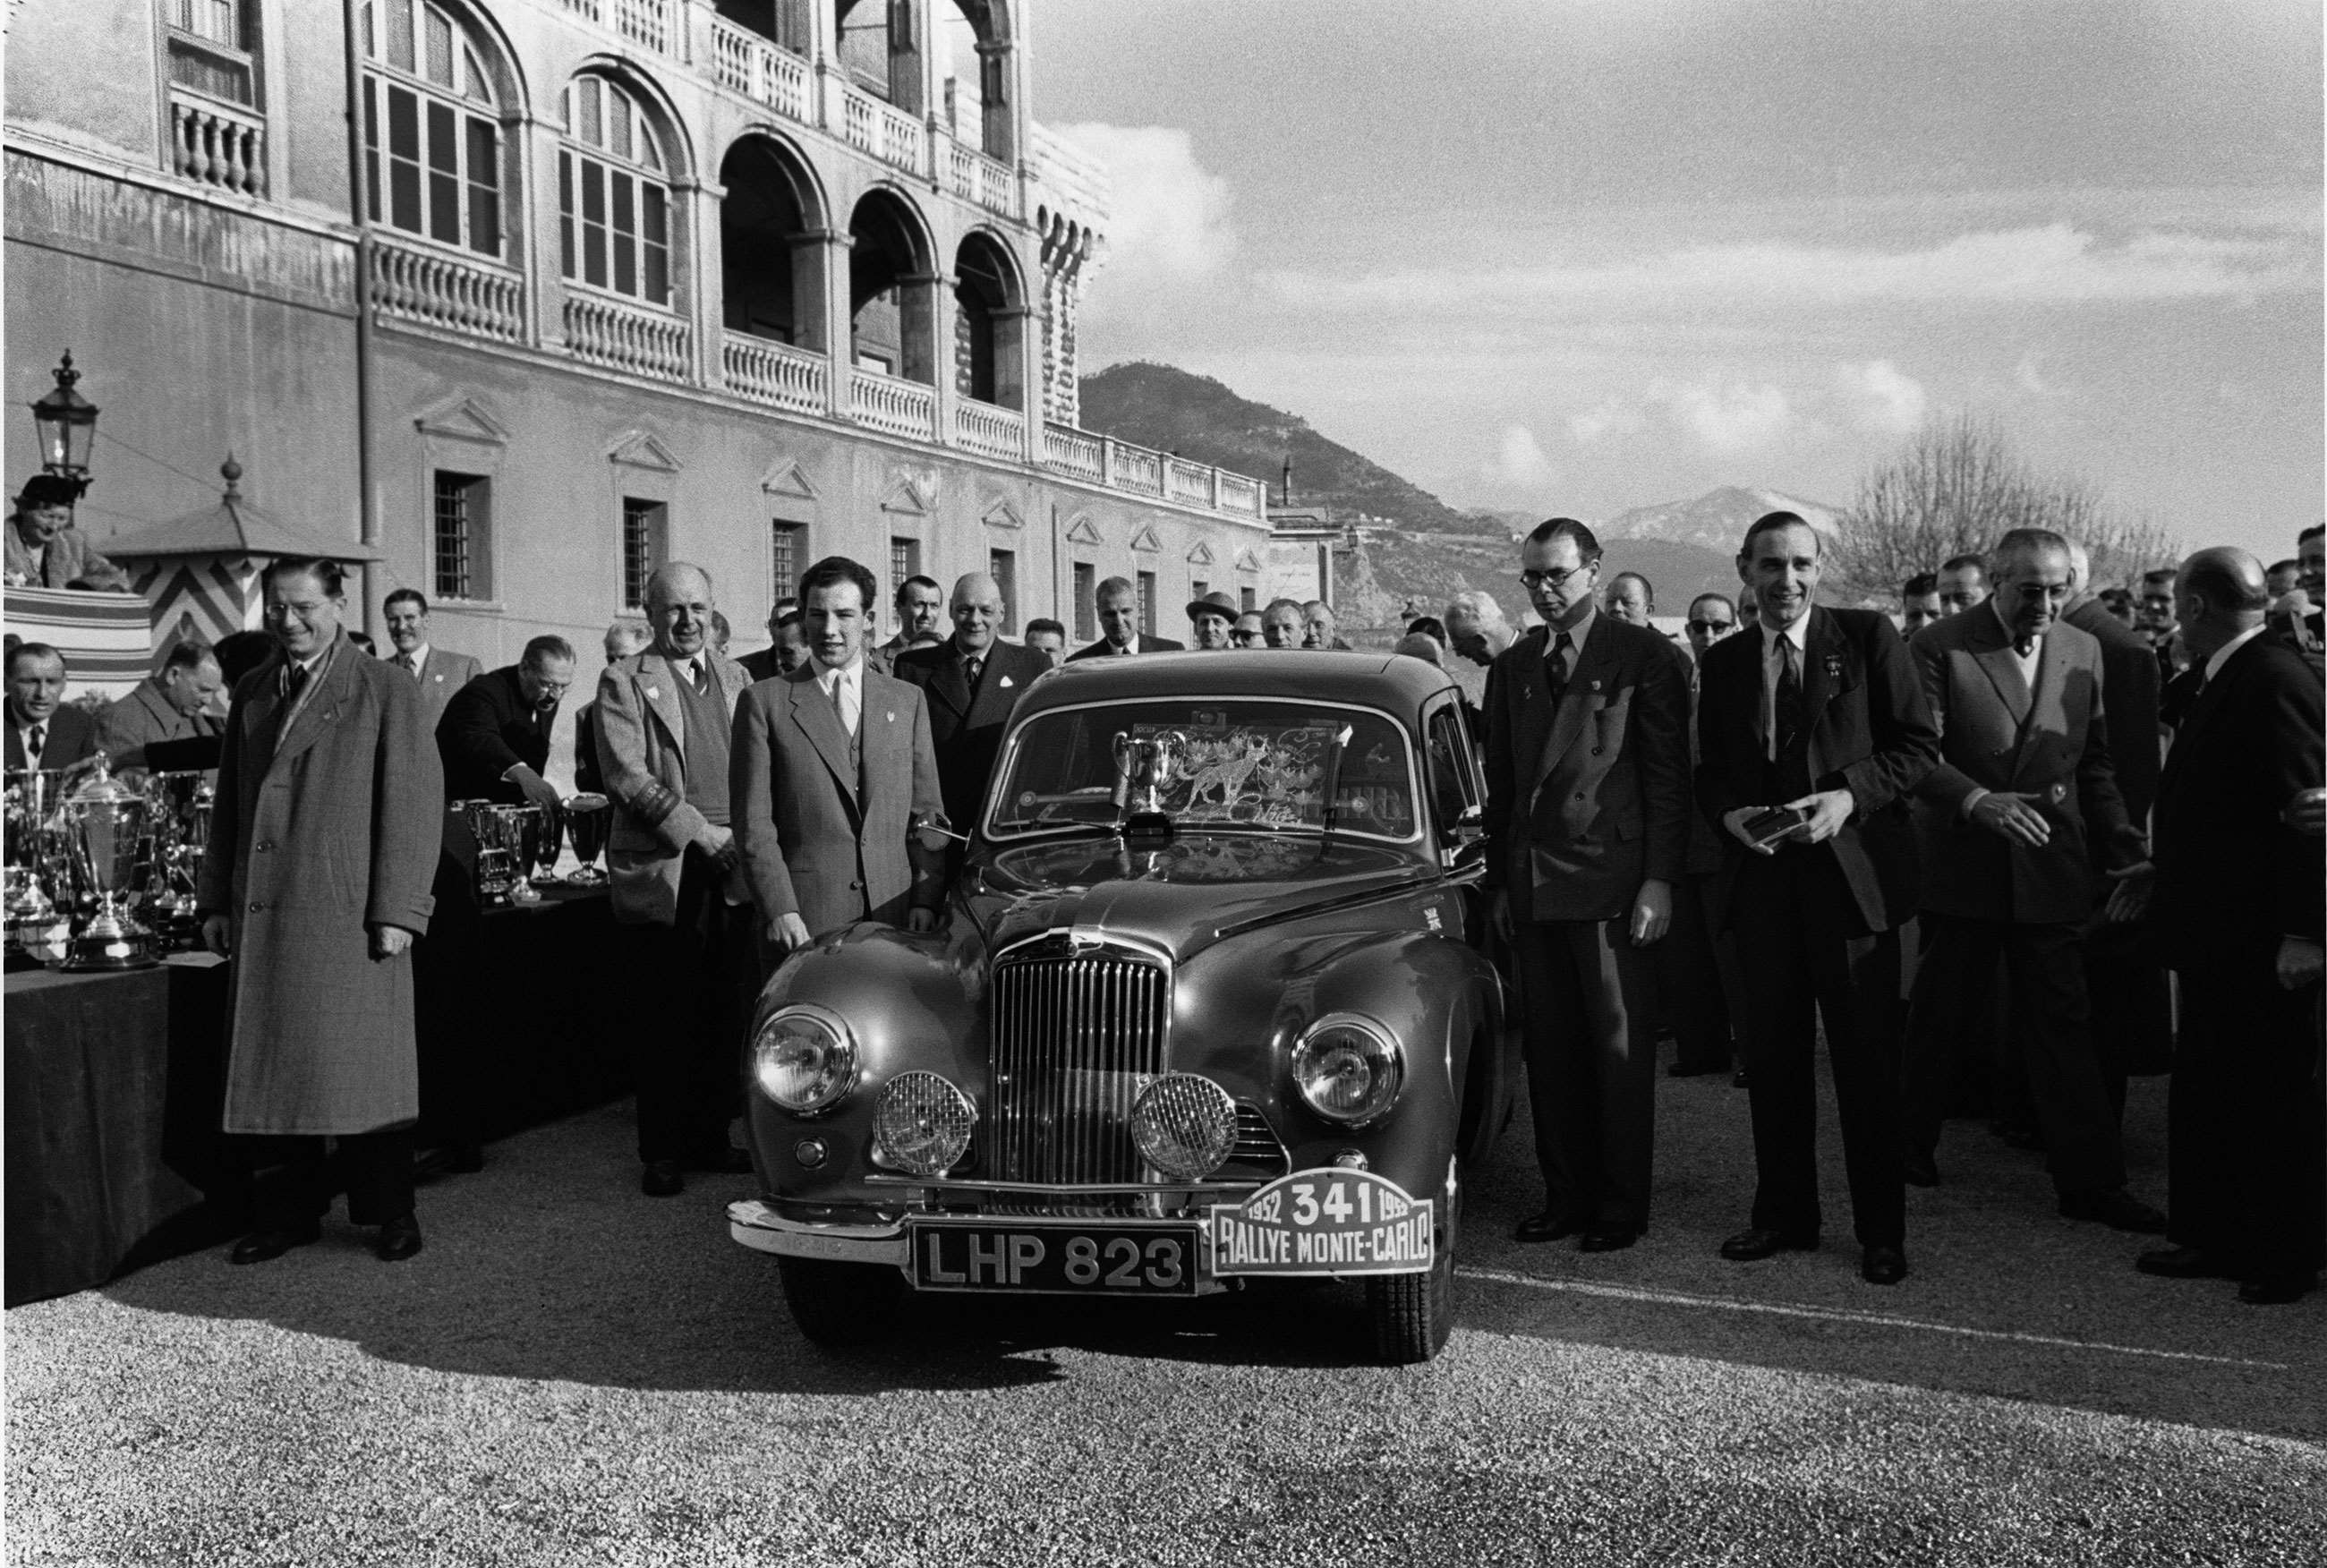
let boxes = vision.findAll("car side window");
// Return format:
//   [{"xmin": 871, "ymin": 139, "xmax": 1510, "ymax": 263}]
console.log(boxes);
[{"xmin": 1423, "ymin": 702, "xmax": 1478, "ymax": 833}]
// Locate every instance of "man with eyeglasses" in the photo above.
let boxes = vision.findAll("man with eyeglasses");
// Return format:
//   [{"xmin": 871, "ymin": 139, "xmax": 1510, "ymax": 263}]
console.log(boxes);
[
  {"xmin": 1485, "ymin": 518, "xmax": 1692, "ymax": 1255},
  {"xmin": 1684, "ymin": 594, "xmax": 1738, "ymax": 660}
]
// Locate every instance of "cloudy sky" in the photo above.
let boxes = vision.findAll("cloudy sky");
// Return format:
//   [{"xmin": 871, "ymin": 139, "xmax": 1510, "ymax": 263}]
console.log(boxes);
[{"xmin": 1035, "ymin": 0, "xmax": 2322, "ymax": 563}]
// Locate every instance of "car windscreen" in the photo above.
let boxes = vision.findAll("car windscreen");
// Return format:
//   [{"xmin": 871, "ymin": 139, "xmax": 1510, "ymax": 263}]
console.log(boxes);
[{"xmin": 985, "ymin": 699, "xmax": 1419, "ymax": 843}]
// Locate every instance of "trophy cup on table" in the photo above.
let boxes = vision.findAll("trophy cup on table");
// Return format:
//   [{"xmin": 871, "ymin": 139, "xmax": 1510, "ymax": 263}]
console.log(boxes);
[
  {"xmin": 453, "ymin": 799, "xmax": 516, "ymax": 907},
  {"xmin": 562, "ymin": 792, "xmax": 610, "ymax": 885},
  {"xmin": 57, "ymin": 755, "xmax": 161, "ymax": 971},
  {"xmin": 144, "ymin": 769, "xmax": 214, "ymax": 948},
  {"xmin": 4, "ymin": 769, "xmax": 63, "ymax": 948}
]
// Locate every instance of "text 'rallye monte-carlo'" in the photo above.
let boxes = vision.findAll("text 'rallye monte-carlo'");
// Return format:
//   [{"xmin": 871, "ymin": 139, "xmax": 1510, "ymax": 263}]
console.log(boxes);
[{"xmin": 728, "ymin": 652, "xmax": 1517, "ymax": 1363}]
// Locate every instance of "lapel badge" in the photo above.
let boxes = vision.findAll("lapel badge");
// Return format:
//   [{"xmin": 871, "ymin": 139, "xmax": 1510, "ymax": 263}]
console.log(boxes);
[
  {"xmin": 1590, "ymin": 679, "xmax": 1602, "ymax": 692},
  {"xmin": 1001, "ymin": 675, "xmax": 1014, "ymax": 688},
  {"xmin": 886, "ymin": 711, "xmax": 895, "ymax": 722},
  {"xmin": 644, "ymin": 685, "xmax": 660, "ymax": 701},
  {"xmin": 1824, "ymin": 652, "xmax": 1845, "ymax": 680}
]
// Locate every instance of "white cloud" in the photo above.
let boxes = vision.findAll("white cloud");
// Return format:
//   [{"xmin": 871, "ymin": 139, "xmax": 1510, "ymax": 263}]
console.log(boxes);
[
  {"xmin": 1483, "ymin": 424, "xmax": 1558, "ymax": 491},
  {"xmin": 1653, "ymin": 378, "xmax": 1797, "ymax": 455},
  {"xmin": 1568, "ymin": 399, "xmax": 1647, "ymax": 446},
  {"xmin": 1047, "ymin": 124, "xmax": 1237, "ymax": 282},
  {"xmin": 1835, "ymin": 359, "xmax": 1926, "ymax": 434}
]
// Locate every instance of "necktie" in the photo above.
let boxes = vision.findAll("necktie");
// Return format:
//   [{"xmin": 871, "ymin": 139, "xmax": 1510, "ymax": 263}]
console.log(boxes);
[
  {"xmin": 831, "ymin": 672, "xmax": 857, "ymax": 737},
  {"xmin": 396, "ymin": 653, "xmax": 416, "ymax": 677},
  {"xmin": 964, "ymin": 655, "xmax": 984, "ymax": 692},
  {"xmin": 688, "ymin": 659, "xmax": 708, "ymax": 696},
  {"xmin": 2014, "ymin": 635, "xmax": 2037, "ymax": 660},
  {"xmin": 25, "ymin": 723, "xmax": 44, "ymax": 763},
  {"xmin": 1775, "ymin": 636, "xmax": 1805, "ymax": 755},
  {"xmin": 1545, "ymin": 633, "xmax": 1574, "ymax": 703},
  {"xmin": 281, "ymin": 660, "xmax": 311, "ymax": 703}
]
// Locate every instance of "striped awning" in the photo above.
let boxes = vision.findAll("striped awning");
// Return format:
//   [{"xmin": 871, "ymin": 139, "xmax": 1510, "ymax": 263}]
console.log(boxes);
[{"xmin": 4, "ymin": 585, "xmax": 152, "ymax": 699}]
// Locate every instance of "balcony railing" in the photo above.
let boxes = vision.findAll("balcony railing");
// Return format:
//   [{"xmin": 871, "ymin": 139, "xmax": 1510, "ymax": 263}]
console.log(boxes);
[
  {"xmin": 167, "ymin": 89, "xmax": 265, "ymax": 197},
  {"xmin": 558, "ymin": 0, "xmax": 674, "ymax": 55},
  {"xmin": 1216, "ymin": 471, "xmax": 1265, "ymax": 518},
  {"xmin": 848, "ymin": 368, "xmax": 938, "ymax": 439},
  {"xmin": 1043, "ymin": 423, "xmax": 1104, "ymax": 481},
  {"xmin": 841, "ymin": 83, "xmax": 925, "ymax": 176},
  {"xmin": 1112, "ymin": 443, "xmax": 1163, "ymax": 497},
  {"xmin": 370, "ymin": 238, "xmax": 525, "ymax": 343},
  {"xmin": 1166, "ymin": 456, "xmax": 1215, "ymax": 509},
  {"xmin": 948, "ymin": 143, "xmax": 1016, "ymax": 218},
  {"xmin": 709, "ymin": 17, "xmax": 811, "ymax": 124},
  {"xmin": 722, "ymin": 333, "xmax": 826, "ymax": 415},
  {"xmin": 954, "ymin": 399, "xmax": 1025, "ymax": 460},
  {"xmin": 564, "ymin": 294, "xmax": 692, "ymax": 381}
]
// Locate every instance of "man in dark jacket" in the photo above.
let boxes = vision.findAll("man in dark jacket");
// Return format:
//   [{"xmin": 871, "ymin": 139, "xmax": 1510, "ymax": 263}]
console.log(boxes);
[
  {"xmin": 438, "ymin": 636, "xmax": 576, "ymax": 809},
  {"xmin": 892, "ymin": 573, "xmax": 1051, "ymax": 845},
  {"xmin": 4, "ymin": 642, "xmax": 99, "ymax": 772},
  {"xmin": 1067, "ymin": 576, "xmax": 1183, "ymax": 660},
  {"xmin": 1697, "ymin": 513, "xmax": 1939, "ymax": 1285}
]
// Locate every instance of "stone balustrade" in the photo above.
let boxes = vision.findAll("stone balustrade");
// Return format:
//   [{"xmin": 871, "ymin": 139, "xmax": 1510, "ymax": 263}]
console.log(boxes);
[
  {"xmin": 954, "ymin": 399, "xmax": 1025, "ymax": 460},
  {"xmin": 167, "ymin": 90, "xmax": 265, "ymax": 198},
  {"xmin": 948, "ymin": 143, "xmax": 1017, "ymax": 219},
  {"xmin": 840, "ymin": 83, "xmax": 925, "ymax": 176},
  {"xmin": 371, "ymin": 238, "xmax": 526, "ymax": 343},
  {"xmin": 1043, "ymin": 423, "xmax": 1104, "ymax": 481},
  {"xmin": 559, "ymin": 0, "xmax": 673, "ymax": 56},
  {"xmin": 1111, "ymin": 442, "xmax": 1163, "ymax": 497},
  {"xmin": 848, "ymin": 367, "xmax": 938, "ymax": 440},
  {"xmin": 564, "ymin": 294, "xmax": 693, "ymax": 381},
  {"xmin": 709, "ymin": 17, "xmax": 812, "ymax": 124},
  {"xmin": 721, "ymin": 333, "xmax": 827, "ymax": 415},
  {"xmin": 1166, "ymin": 457, "xmax": 1215, "ymax": 509}
]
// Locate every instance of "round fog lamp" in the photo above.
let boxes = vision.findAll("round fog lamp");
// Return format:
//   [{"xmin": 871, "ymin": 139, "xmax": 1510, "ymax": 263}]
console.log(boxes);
[
  {"xmin": 1131, "ymin": 1074, "xmax": 1239, "ymax": 1180},
  {"xmin": 1291, "ymin": 1015, "xmax": 1403, "ymax": 1127},
  {"xmin": 753, "ymin": 1005, "xmax": 857, "ymax": 1115},
  {"xmin": 873, "ymin": 1071, "xmax": 976, "ymax": 1176}
]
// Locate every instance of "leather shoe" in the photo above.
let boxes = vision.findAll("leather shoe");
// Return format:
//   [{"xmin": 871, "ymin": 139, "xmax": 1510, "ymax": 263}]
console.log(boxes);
[
  {"xmin": 2058, "ymin": 1187, "xmax": 2167, "ymax": 1233},
  {"xmin": 2135, "ymin": 1246, "xmax": 2238, "ymax": 1280},
  {"xmin": 2237, "ymin": 1272, "xmax": 2318, "ymax": 1306},
  {"xmin": 1514, "ymin": 1211, "xmax": 1589, "ymax": 1243},
  {"xmin": 1901, "ymin": 1147, "xmax": 1940, "ymax": 1189},
  {"xmin": 641, "ymin": 1160, "xmax": 685, "ymax": 1197},
  {"xmin": 1860, "ymin": 1245, "xmax": 1908, "ymax": 1285},
  {"xmin": 374, "ymin": 1214, "xmax": 424, "ymax": 1263},
  {"xmin": 687, "ymin": 1145, "xmax": 754, "ymax": 1175},
  {"xmin": 1720, "ymin": 1227, "xmax": 1817, "ymax": 1262},
  {"xmin": 1579, "ymin": 1223, "xmax": 1641, "ymax": 1253},
  {"xmin": 1667, "ymin": 1060, "xmax": 1729, "ymax": 1078},
  {"xmin": 448, "ymin": 1142, "xmax": 485, "ymax": 1175},
  {"xmin": 229, "ymin": 1223, "xmax": 320, "ymax": 1265},
  {"xmin": 1731, "ymin": 1069, "xmax": 1752, "ymax": 1090}
]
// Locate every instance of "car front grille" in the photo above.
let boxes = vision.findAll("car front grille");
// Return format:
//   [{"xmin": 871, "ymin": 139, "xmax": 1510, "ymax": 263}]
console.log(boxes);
[{"xmin": 988, "ymin": 943, "xmax": 1168, "ymax": 1186}]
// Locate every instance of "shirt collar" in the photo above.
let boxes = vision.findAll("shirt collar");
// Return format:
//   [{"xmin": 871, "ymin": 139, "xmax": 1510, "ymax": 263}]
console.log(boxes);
[
  {"xmin": 1763, "ymin": 613, "xmax": 1810, "ymax": 659},
  {"xmin": 814, "ymin": 656, "xmax": 863, "ymax": 692},
  {"xmin": 1547, "ymin": 604, "xmax": 1596, "ymax": 651},
  {"xmin": 2204, "ymin": 624, "xmax": 2269, "ymax": 684},
  {"xmin": 400, "ymin": 642, "xmax": 430, "ymax": 669}
]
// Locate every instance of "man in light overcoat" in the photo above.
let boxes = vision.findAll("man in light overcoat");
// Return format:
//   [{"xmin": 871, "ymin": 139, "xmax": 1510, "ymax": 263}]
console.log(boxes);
[{"xmin": 198, "ymin": 558, "xmax": 439, "ymax": 1264}]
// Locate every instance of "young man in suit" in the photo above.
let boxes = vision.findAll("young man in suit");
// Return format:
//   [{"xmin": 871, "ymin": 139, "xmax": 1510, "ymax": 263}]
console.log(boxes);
[
  {"xmin": 2114, "ymin": 548, "xmax": 2324, "ymax": 1305},
  {"xmin": 1697, "ymin": 512, "xmax": 1940, "ymax": 1285},
  {"xmin": 1067, "ymin": 575, "xmax": 1184, "ymax": 660},
  {"xmin": 892, "ymin": 573, "xmax": 1051, "ymax": 847},
  {"xmin": 383, "ymin": 589, "xmax": 483, "ymax": 733},
  {"xmin": 1485, "ymin": 519, "xmax": 1692, "ymax": 1252},
  {"xmin": 4, "ymin": 642, "xmax": 100, "ymax": 772},
  {"xmin": 594, "ymin": 564, "xmax": 757, "ymax": 1197},
  {"xmin": 1899, "ymin": 529, "xmax": 2163, "ymax": 1231},
  {"xmin": 730, "ymin": 555, "xmax": 944, "ymax": 952}
]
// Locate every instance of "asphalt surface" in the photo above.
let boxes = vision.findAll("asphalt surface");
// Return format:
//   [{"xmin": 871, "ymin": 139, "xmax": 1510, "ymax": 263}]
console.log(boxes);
[{"xmin": 7, "ymin": 1068, "xmax": 2323, "ymax": 1567}]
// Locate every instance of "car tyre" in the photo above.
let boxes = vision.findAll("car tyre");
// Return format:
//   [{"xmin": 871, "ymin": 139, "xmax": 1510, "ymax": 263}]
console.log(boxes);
[
  {"xmin": 1366, "ymin": 1157, "xmax": 1458, "ymax": 1365},
  {"xmin": 778, "ymin": 1256, "xmax": 905, "ymax": 1347}
]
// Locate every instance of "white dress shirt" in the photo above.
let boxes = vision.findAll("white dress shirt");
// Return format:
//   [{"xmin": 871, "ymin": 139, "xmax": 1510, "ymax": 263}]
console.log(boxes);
[{"xmin": 814, "ymin": 658, "xmax": 863, "ymax": 737}]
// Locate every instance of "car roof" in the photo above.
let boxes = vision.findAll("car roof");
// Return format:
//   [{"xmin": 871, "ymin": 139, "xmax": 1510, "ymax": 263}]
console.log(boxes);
[{"xmin": 1022, "ymin": 650, "xmax": 1458, "ymax": 714}]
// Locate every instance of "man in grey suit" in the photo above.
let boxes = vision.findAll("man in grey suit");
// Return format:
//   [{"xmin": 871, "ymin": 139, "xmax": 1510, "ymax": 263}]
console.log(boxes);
[
  {"xmin": 594, "ymin": 563, "xmax": 756, "ymax": 1197},
  {"xmin": 732, "ymin": 556, "xmax": 944, "ymax": 952},
  {"xmin": 1899, "ymin": 527, "xmax": 2164, "ymax": 1232},
  {"xmin": 98, "ymin": 640, "xmax": 223, "ymax": 775},
  {"xmin": 383, "ymin": 588, "xmax": 483, "ymax": 733}
]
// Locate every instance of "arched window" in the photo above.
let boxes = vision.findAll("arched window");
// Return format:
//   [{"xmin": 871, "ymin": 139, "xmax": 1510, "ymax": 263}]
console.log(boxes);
[
  {"xmin": 359, "ymin": 0, "xmax": 504, "ymax": 256},
  {"xmin": 559, "ymin": 75, "xmax": 674, "ymax": 309},
  {"xmin": 954, "ymin": 233, "xmax": 1021, "ymax": 408}
]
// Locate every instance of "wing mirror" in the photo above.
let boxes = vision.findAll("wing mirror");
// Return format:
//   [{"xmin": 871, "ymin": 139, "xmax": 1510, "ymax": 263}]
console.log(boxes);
[{"xmin": 1442, "ymin": 805, "xmax": 1487, "ymax": 864}]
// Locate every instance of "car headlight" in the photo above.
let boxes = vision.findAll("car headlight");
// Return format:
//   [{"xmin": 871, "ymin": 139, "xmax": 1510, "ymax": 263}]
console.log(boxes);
[
  {"xmin": 1130, "ymin": 1074, "xmax": 1239, "ymax": 1181},
  {"xmin": 1291, "ymin": 1014, "xmax": 1403, "ymax": 1127},
  {"xmin": 874, "ymin": 1071, "xmax": 977, "ymax": 1176},
  {"xmin": 752, "ymin": 1004, "xmax": 858, "ymax": 1115}
]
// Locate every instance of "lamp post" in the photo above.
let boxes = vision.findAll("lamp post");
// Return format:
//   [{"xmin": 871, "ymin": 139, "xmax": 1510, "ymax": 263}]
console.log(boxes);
[{"xmin": 29, "ymin": 351, "xmax": 99, "ymax": 500}]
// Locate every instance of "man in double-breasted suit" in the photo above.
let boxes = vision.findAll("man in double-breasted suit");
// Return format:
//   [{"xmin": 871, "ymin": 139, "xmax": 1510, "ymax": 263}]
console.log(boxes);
[
  {"xmin": 1485, "ymin": 519, "xmax": 1692, "ymax": 1252},
  {"xmin": 1697, "ymin": 513, "xmax": 1939, "ymax": 1285},
  {"xmin": 732, "ymin": 555, "xmax": 944, "ymax": 951},
  {"xmin": 2119, "ymin": 548, "xmax": 2323, "ymax": 1305},
  {"xmin": 383, "ymin": 588, "xmax": 483, "ymax": 734},
  {"xmin": 197, "ymin": 558, "xmax": 440, "ymax": 1264},
  {"xmin": 1900, "ymin": 528, "xmax": 2164, "ymax": 1233},
  {"xmin": 892, "ymin": 572, "xmax": 1051, "ymax": 846},
  {"xmin": 594, "ymin": 563, "xmax": 756, "ymax": 1197}
]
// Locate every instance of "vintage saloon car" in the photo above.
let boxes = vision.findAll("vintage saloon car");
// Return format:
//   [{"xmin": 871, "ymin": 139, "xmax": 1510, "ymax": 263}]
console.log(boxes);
[{"xmin": 728, "ymin": 652, "xmax": 1513, "ymax": 1363}]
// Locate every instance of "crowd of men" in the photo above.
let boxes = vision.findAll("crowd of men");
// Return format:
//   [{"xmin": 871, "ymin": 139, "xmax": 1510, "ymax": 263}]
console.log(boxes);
[{"xmin": 6, "ymin": 465, "xmax": 2318, "ymax": 1305}]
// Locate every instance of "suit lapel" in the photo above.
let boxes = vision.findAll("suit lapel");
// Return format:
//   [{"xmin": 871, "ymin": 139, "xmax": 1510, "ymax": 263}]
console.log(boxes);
[
  {"xmin": 1797, "ymin": 609, "xmax": 1845, "ymax": 741},
  {"xmin": 268, "ymin": 643, "xmax": 357, "ymax": 776},
  {"xmin": 787, "ymin": 669, "xmax": 861, "ymax": 807},
  {"xmin": 1965, "ymin": 610, "xmax": 2033, "ymax": 727},
  {"xmin": 1539, "ymin": 616, "xmax": 1614, "ymax": 780},
  {"xmin": 929, "ymin": 647, "xmax": 974, "ymax": 718},
  {"xmin": 2012, "ymin": 632, "xmax": 2070, "ymax": 777},
  {"xmin": 635, "ymin": 653, "xmax": 687, "ymax": 754}
]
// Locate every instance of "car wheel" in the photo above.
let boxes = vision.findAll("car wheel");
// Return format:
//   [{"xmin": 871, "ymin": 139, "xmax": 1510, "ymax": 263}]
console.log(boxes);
[
  {"xmin": 1365, "ymin": 1156, "xmax": 1458, "ymax": 1365},
  {"xmin": 777, "ymin": 1255, "xmax": 905, "ymax": 1347}
]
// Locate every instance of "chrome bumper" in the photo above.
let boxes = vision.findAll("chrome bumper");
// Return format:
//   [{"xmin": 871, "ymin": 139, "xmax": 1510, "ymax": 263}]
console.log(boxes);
[{"xmin": 728, "ymin": 1198, "xmax": 908, "ymax": 1266}]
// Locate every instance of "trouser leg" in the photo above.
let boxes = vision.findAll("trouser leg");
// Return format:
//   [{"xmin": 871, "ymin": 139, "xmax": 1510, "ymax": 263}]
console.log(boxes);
[
  {"xmin": 1819, "ymin": 925, "xmax": 1905, "ymax": 1251},
  {"xmin": 2007, "ymin": 923, "xmax": 2125, "ymax": 1195},
  {"xmin": 339, "ymin": 1124, "xmax": 418, "ymax": 1226},
  {"xmin": 1900, "ymin": 913, "xmax": 1999, "ymax": 1156},
  {"xmin": 1513, "ymin": 921, "xmax": 1594, "ymax": 1221},
  {"xmin": 1731, "ymin": 860, "xmax": 1822, "ymax": 1239},
  {"xmin": 1592, "ymin": 917, "xmax": 1662, "ymax": 1227},
  {"xmin": 1657, "ymin": 881, "xmax": 1733, "ymax": 1070},
  {"xmin": 245, "ymin": 1136, "xmax": 332, "ymax": 1231}
]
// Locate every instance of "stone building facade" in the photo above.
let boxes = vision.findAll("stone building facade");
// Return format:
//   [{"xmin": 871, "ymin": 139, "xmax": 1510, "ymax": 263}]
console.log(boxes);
[{"xmin": 4, "ymin": 0, "xmax": 1269, "ymax": 663}]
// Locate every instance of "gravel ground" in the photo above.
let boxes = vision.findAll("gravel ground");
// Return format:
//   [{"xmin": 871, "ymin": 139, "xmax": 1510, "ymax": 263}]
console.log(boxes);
[{"xmin": 7, "ymin": 1069, "xmax": 2322, "ymax": 1567}]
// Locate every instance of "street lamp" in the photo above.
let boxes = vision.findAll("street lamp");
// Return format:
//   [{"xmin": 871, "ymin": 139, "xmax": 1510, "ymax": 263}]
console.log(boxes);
[{"xmin": 30, "ymin": 351, "xmax": 98, "ymax": 497}]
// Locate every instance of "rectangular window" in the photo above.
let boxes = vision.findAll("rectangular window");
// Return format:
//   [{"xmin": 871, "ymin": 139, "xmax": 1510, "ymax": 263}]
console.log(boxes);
[
  {"xmin": 425, "ymin": 100, "xmax": 460, "ymax": 243},
  {"xmin": 432, "ymin": 471, "xmax": 489, "ymax": 602},
  {"xmin": 386, "ymin": 84, "xmax": 422, "ymax": 233},
  {"xmin": 174, "ymin": 0, "xmax": 243, "ymax": 48},
  {"xmin": 1137, "ymin": 572, "xmax": 1156, "ymax": 637},
  {"xmin": 1190, "ymin": 579, "xmax": 1208, "ymax": 604},
  {"xmin": 990, "ymin": 549, "xmax": 1017, "ymax": 635},
  {"xmin": 465, "ymin": 117, "xmax": 499, "ymax": 253},
  {"xmin": 611, "ymin": 171, "xmax": 637, "ymax": 296},
  {"xmin": 387, "ymin": 0, "xmax": 415, "ymax": 72},
  {"xmin": 642, "ymin": 185, "xmax": 669, "ymax": 305},
  {"xmin": 581, "ymin": 161, "xmax": 608, "ymax": 286},
  {"xmin": 891, "ymin": 537, "xmax": 920, "ymax": 598},
  {"xmin": 366, "ymin": 76, "xmax": 497, "ymax": 257},
  {"xmin": 559, "ymin": 151, "xmax": 672, "ymax": 307},
  {"xmin": 1240, "ymin": 586, "xmax": 1257, "ymax": 612},
  {"xmin": 1072, "ymin": 561, "xmax": 1095, "ymax": 641},
  {"xmin": 770, "ymin": 522, "xmax": 805, "ymax": 606},
  {"xmin": 558, "ymin": 151, "xmax": 575, "ymax": 277},
  {"xmin": 621, "ymin": 498, "xmax": 666, "ymax": 613}
]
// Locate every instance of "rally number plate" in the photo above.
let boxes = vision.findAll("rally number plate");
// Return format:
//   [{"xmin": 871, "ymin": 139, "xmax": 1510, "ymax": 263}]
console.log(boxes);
[
  {"xmin": 908, "ymin": 1222, "xmax": 1199, "ymax": 1296},
  {"xmin": 1209, "ymin": 1168, "xmax": 1435, "ymax": 1277}
]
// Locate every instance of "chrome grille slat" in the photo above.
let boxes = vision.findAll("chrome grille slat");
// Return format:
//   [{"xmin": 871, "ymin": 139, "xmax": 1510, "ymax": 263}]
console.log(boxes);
[{"xmin": 989, "ymin": 943, "xmax": 1169, "ymax": 1186}]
